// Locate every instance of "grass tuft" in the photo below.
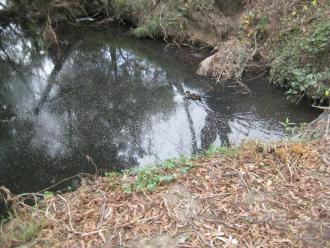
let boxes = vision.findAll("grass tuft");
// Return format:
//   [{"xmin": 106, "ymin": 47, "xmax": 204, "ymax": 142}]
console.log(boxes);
[{"xmin": 133, "ymin": 16, "xmax": 163, "ymax": 38}]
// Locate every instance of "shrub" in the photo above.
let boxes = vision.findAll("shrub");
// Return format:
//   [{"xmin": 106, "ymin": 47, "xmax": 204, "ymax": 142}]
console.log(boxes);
[
  {"xmin": 270, "ymin": 19, "xmax": 330, "ymax": 103},
  {"xmin": 133, "ymin": 16, "xmax": 163, "ymax": 38}
]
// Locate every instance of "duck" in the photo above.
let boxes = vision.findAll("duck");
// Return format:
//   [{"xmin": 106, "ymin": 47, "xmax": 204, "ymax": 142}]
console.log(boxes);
[{"xmin": 186, "ymin": 91, "xmax": 202, "ymax": 101}]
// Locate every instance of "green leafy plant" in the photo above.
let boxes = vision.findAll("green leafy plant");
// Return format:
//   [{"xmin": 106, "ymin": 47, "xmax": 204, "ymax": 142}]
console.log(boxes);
[
  {"xmin": 121, "ymin": 166, "xmax": 176, "ymax": 193},
  {"xmin": 122, "ymin": 183, "xmax": 132, "ymax": 194},
  {"xmin": 255, "ymin": 15, "xmax": 269, "ymax": 40},
  {"xmin": 280, "ymin": 118, "xmax": 297, "ymax": 133},
  {"xmin": 104, "ymin": 145, "xmax": 236, "ymax": 194},
  {"xmin": 271, "ymin": 19, "xmax": 330, "ymax": 103},
  {"xmin": 300, "ymin": 21, "xmax": 330, "ymax": 55},
  {"xmin": 280, "ymin": 118, "xmax": 306, "ymax": 135},
  {"xmin": 162, "ymin": 160, "xmax": 176, "ymax": 169},
  {"xmin": 43, "ymin": 191, "xmax": 54, "ymax": 199}
]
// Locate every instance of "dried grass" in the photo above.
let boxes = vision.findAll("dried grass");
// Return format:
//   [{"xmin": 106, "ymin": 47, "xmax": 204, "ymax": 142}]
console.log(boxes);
[{"xmin": 1, "ymin": 137, "xmax": 330, "ymax": 247}]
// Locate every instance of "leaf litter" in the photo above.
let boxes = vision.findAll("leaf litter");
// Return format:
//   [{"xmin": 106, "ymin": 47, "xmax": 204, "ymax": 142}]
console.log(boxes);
[{"xmin": 1, "ymin": 137, "xmax": 330, "ymax": 248}]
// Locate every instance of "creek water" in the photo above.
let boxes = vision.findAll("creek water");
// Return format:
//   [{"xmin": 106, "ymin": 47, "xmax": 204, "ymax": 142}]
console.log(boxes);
[{"xmin": 0, "ymin": 24, "xmax": 319, "ymax": 195}]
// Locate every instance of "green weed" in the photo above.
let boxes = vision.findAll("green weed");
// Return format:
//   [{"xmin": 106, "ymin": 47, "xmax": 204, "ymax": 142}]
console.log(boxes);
[
  {"xmin": 280, "ymin": 118, "xmax": 307, "ymax": 135},
  {"xmin": 104, "ymin": 155, "xmax": 193, "ymax": 194},
  {"xmin": 104, "ymin": 145, "xmax": 236, "ymax": 194},
  {"xmin": 43, "ymin": 191, "xmax": 54, "ymax": 199},
  {"xmin": 270, "ymin": 19, "xmax": 330, "ymax": 103},
  {"xmin": 122, "ymin": 166, "xmax": 176, "ymax": 193},
  {"xmin": 203, "ymin": 146, "xmax": 236, "ymax": 157}
]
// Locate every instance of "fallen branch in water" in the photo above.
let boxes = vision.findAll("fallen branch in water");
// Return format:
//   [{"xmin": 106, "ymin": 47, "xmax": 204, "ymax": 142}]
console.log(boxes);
[{"xmin": 312, "ymin": 105, "xmax": 330, "ymax": 111}]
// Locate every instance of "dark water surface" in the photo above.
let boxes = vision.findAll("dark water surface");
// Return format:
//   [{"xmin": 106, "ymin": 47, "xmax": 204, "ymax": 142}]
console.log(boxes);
[{"xmin": 0, "ymin": 24, "xmax": 319, "ymax": 194}]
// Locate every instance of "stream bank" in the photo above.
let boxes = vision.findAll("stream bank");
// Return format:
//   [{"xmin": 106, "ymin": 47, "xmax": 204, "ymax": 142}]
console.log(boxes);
[
  {"xmin": 1, "ymin": 122, "xmax": 329, "ymax": 247},
  {"xmin": 1, "ymin": 1, "xmax": 329, "ymax": 102},
  {"xmin": 0, "ymin": 1, "xmax": 330, "ymax": 247}
]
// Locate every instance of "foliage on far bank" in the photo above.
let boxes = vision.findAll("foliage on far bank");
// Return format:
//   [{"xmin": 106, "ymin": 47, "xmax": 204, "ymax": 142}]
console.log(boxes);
[
  {"xmin": 3, "ymin": 0, "xmax": 227, "ymax": 46},
  {"xmin": 3, "ymin": 0, "xmax": 330, "ymax": 103},
  {"xmin": 198, "ymin": 0, "xmax": 330, "ymax": 104},
  {"xmin": 247, "ymin": 0, "xmax": 330, "ymax": 104},
  {"xmin": 245, "ymin": 0, "xmax": 330, "ymax": 104},
  {"xmin": 270, "ymin": 18, "xmax": 330, "ymax": 104},
  {"xmin": 111, "ymin": 0, "xmax": 227, "ymax": 45}
]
